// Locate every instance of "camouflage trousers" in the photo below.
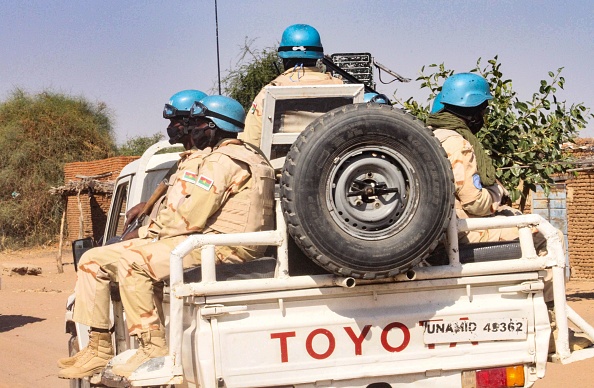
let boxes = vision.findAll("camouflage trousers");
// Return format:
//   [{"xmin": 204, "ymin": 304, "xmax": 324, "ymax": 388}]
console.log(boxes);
[{"xmin": 72, "ymin": 234, "xmax": 252, "ymax": 335}]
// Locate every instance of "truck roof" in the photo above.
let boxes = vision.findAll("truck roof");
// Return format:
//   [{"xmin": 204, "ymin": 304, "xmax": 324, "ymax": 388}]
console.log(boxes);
[{"xmin": 118, "ymin": 140, "xmax": 180, "ymax": 178}]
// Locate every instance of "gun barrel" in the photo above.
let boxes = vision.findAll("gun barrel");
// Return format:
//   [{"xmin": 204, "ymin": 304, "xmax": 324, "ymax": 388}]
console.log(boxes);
[{"xmin": 119, "ymin": 214, "xmax": 146, "ymax": 242}]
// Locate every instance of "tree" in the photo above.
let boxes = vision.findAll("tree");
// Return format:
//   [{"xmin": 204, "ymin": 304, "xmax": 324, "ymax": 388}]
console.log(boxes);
[
  {"xmin": 395, "ymin": 56, "xmax": 592, "ymax": 205},
  {"xmin": 0, "ymin": 89, "xmax": 117, "ymax": 248},
  {"xmin": 117, "ymin": 132, "xmax": 164, "ymax": 156},
  {"xmin": 221, "ymin": 38, "xmax": 280, "ymax": 110}
]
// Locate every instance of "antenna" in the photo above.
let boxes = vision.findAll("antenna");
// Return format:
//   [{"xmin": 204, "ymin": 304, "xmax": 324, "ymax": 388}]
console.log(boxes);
[{"xmin": 215, "ymin": 0, "xmax": 222, "ymax": 94}]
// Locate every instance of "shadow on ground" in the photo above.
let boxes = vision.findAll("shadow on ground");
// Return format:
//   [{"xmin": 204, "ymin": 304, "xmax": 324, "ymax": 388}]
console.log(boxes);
[
  {"xmin": 0, "ymin": 314, "xmax": 45, "ymax": 332},
  {"xmin": 567, "ymin": 291, "xmax": 594, "ymax": 302}
]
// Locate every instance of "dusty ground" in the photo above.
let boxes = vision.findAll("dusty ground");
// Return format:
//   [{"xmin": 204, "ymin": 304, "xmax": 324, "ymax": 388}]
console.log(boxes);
[
  {"xmin": 1, "ymin": 247, "xmax": 594, "ymax": 388},
  {"xmin": 0, "ymin": 246, "xmax": 77, "ymax": 387}
]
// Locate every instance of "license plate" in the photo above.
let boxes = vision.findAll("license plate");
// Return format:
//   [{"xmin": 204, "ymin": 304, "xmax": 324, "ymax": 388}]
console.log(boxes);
[{"xmin": 423, "ymin": 318, "xmax": 528, "ymax": 344}]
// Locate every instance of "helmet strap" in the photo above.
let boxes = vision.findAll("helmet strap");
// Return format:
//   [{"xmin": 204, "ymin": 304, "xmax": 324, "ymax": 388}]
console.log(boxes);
[
  {"xmin": 282, "ymin": 58, "xmax": 317, "ymax": 69},
  {"xmin": 289, "ymin": 64, "xmax": 305, "ymax": 82}
]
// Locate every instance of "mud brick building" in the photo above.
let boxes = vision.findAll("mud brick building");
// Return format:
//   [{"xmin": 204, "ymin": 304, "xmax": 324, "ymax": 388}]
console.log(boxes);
[
  {"xmin": 563, "ymin": 139, "xmax": 594, "ymax": 279},
  {"xmin": 60, "ymin": 156, "xmax": 139, "ymax": 243}
]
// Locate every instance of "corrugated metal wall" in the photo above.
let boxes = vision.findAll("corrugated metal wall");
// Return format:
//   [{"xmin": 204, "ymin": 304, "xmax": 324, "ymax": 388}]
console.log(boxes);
[{"xmin": 532, "ymin": 184, "xmax": 570, "ymax": 277}]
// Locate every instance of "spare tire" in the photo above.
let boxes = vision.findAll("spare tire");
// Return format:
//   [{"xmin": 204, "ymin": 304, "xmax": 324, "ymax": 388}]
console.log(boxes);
[{"xmin": 280, "ymin": 103, "xmax": 454, "ymax": 279}]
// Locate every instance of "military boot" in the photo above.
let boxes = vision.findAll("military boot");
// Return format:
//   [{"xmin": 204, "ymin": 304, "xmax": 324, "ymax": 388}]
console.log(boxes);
[
  {"xmin": 548, "ymin": 307, "xmax": 593, "ymax": 354},
  {"xmin": 112, "ymin": 330, "xmax": 169, "ymax": 378},
  {"xmin": 58, "ymin": 331, "xmax": 114, "ymax": 379},
  {"xmin": 57, "ymin": 346, "xmax": 85, "ymax": 369}
]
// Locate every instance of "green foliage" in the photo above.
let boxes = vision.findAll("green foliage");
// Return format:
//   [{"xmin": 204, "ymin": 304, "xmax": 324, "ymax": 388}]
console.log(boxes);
[
  {"xmin": 395, "ymin": 56, "xmax": 592, "ymax": 202},
  {"xmin": 221, "ymin": 38, "xmax": 281, "ymax": 110},
  {"xmin": 117, "ymin": 132, "xmax": 164, "ymax": 156},
  {"xmin": 0, "ymin": 89, "xmax": 117, "ymax": 249},
  {"xmin": 396, "ymin": 63, "xmax": 454, "ymax": 123}
]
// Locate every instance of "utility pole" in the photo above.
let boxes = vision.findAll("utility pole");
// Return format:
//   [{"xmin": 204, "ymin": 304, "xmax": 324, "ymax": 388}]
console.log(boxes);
[{"xmin": 215, "ymin": 0, "xmax": 222, "ymax": 94}]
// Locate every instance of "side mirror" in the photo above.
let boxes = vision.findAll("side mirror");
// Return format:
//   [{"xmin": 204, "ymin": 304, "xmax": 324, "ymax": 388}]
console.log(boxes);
[{"xmin": 71, "ymin": 237, "xmax": 95, "ymax": 271}]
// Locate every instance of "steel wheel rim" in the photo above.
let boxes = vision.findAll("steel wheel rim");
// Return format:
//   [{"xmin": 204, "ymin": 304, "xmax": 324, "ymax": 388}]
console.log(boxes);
[{"xmin": 326, "ymin": 145, "xmax": 419, "ymax": 240}]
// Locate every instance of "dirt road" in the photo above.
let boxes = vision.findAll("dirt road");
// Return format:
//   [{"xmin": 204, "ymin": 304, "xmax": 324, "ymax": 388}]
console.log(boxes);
[
  {"xmin": 0, "ymin": 247, "xmax": 593, "ymax": 387},
  {"xmin": 0, "ymin": 247, "xmax": 76, "ymax": 387}
]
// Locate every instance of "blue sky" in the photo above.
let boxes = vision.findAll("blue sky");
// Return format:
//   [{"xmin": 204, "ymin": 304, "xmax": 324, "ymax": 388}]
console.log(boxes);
[{"xmin": 1, "ymin": 1, "xmax": 593, "ymax": 144}]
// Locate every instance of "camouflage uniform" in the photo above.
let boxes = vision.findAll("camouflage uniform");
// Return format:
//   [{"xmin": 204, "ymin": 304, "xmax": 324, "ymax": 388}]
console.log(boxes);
[
  {"xmin": 239, "ymin": 66, "xmax": 343, "ymax": 147},
  {"xmin": 73, "ymin": 140, "xmax": 275, "ymax": 334},
  {"xmin": 434, "ymin": 128, "xmax": 520, "ymax": 243}
]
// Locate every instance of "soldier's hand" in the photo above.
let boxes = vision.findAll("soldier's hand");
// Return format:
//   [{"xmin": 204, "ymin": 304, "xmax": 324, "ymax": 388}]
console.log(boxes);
[
  {"xmin": 485, "ymin": 183, "xmax": 509, "ymax": 212},
  {"xmin": 495, "ymin": 180, "xmax": 510, "ymax": 199},
  {"xmin": 124, "ymin": 202, "xmax": 146, "ymax": 229}
]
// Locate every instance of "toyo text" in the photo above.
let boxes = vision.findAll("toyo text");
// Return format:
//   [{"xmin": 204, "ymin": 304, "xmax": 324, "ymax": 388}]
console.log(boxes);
[{"xmin": 270, "ymin": 322, "xmax": 410, "ymax": 363}]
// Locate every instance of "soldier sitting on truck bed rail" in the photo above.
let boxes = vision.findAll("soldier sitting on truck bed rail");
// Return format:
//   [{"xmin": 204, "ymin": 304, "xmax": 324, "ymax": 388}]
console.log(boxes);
[
  {"xmin": 239, "ymin": 23, "xmax": 343, "ymax": 147},
  {"xmin": 57, "ymin": 92, "xmax": 275, "ymax": 379},
  {"xmin": 427, "ymin": 73, "xmax": 592, "ymax": 353},
  {"xmin": 427, "ymin": 73, "xmax": 520, "ymax": 243}
]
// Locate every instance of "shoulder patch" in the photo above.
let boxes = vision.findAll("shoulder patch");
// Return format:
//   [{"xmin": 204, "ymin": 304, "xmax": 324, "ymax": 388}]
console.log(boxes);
[
  {"xmin": 197, "ymin": 175, "xmax": 214, "ymax": 191},
  {"xmin": 181, "ymin": 171, "xmax": 198, "ymax": 185},
  {"xmin": 472, "ymin": 174, "xmax": 483, "ymax": 190}
]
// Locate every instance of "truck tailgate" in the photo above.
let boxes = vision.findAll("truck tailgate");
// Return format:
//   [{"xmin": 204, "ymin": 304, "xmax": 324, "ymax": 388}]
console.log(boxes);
[{"xmin": 192, "ymin": 271, "xmax": 549, "ymax": 387}]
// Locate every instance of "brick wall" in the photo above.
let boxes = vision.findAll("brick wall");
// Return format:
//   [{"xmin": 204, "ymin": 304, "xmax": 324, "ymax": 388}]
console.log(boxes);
[
  {"xmin": 510, "ymin": 139, "xmax": 594, "ymax": 279},
  {"xmin": 566, "ymin": 171, "xmax": 594, "ymax": 279},
  {"xmin": 564, "ymin": 138, "xmax": 594, "ymax": 279},
  {"xmin": 64, "ymin": 156, "xmax": 139, "ymax": 243}
]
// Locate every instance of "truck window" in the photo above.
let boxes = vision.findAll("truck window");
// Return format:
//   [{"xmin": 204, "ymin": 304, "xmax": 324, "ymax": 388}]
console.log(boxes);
[{"xmin": 104, "ymin": 180, "xmax": 129, "ymax": 243}]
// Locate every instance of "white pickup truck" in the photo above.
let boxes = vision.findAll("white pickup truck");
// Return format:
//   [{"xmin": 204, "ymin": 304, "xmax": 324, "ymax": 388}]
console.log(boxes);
[{"xmin": 66, "ymin": 85, "xmax": 594, "ymax": 388}]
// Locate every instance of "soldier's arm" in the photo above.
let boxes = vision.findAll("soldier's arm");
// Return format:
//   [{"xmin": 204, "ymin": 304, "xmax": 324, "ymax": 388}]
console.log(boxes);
[
  {"xmin": 238, "ymin": 89, "xmax": 266, "ymax": 146},
  {"xmin": 444, "ymin": 137, "xmax": 494, "ymax": 217}
]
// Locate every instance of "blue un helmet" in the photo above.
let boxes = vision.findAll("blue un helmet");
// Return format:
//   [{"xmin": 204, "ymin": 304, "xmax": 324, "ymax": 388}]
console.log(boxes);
[
  {"xmin": 430, "ymin": 92, "xmax": 445, "ymax": 114},
  {"xmin": 163, "ymin": 89, "xmax": 207, "ymax": 118},
  {"xmin": 364, "ymin": 92, "xmax": 391, "ymax": 105},
  {"xmin": 278, "ymin": 24, "xmax": 324, "ymax": 60},
  {"xmin": 190, "ymin": 95, "xmax": 246, "ymax": 133},
  {"xmin": 440, "ymin": 73, "xmax": 493, "ymax": 108}
]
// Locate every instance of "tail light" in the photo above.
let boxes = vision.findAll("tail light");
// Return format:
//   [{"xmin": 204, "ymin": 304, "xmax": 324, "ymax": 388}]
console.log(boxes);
[{"xmin": 462, "ymin": 365, "xmax": 524, "ymax": 388}]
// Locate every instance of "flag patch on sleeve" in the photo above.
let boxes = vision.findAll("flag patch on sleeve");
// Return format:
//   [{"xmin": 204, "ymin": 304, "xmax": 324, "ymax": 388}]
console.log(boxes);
[
  {"xmin": 197, "ymin": 175, "xmax": 214, "ymax": 191},
  {"xmin": 181, "ymin": 171, "xmax": 198, "ymax": 184}
]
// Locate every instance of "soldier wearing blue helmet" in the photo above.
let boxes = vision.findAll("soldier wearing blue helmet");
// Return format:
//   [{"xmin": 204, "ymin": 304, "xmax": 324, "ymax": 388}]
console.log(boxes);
[
  {"xmin": 427, "ymin": 73, "xmax": 512, "ymax": 242},
  {"xmin": 428, "ymin": 74, "xmax": 591, "ymax": 353},
  {"xmin": 240, "ymin": 24, "xmax": 343, "ymax": 146},
  {"xmin": 59, "ymin": 92, "xmax": 275, "ymax": 380},
  {"xmin": 163, "ymin": 89, "xmax": 207, "ymax": 144}
]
